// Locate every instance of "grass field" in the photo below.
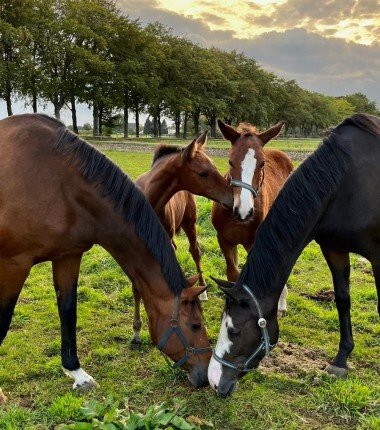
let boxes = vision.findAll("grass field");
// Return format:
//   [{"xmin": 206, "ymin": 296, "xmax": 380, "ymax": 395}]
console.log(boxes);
[{"xmin": 0, "ymin": 146, "xmax": 379, "ymax": 429}]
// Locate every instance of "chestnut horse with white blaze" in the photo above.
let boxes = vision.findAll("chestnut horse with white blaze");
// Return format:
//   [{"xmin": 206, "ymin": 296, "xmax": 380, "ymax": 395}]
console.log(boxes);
[
  {"xmin": 211, "ymin": 120, "xmax": 294, "ymax": 315},
  {"xmin": 0, "ymin": 114, "xmax": 212, "ymax": 404}
]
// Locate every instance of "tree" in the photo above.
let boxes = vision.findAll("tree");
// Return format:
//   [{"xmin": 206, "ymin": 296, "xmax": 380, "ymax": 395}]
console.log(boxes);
[
  {"xmin": 143, "ymin": 117, "xmax": 153, "ymax": 135},
  {"xmin": 339, "ymin": 93, "xmax": 380, "ymax": 116},
  {"xmin": 161, "ymin": 119, "xmax": 168, "ymax": 135}
]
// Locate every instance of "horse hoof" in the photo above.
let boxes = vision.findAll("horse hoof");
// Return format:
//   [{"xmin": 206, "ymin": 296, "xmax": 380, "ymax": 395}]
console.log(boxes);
[
  {"xmin": 130, "ymin": 341, "xmax": 140, "ymax": 350},
  {"xmin": 277, "ymin": 309, "xmax": 287, "ymax": 318},
  {"xmin": 74, "ymin": 378, "xmax": 99, "ymax": 392},
  {"xmin": 0, "ymin": 388, "xmax": 7, "ymax": 405},
  {"xmin": 325, "ymin": 364, "xmax": 349, "ymax": 378}
]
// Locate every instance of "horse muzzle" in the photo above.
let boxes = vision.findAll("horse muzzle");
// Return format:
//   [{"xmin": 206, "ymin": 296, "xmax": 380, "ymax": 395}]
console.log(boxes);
[
  {"xmin": 187, "ymin": 363, "xmax": 210, "ymax": 388},
  {"xmin": 215, "ymin": 377, "xmax": 238, "ymax": 398}
]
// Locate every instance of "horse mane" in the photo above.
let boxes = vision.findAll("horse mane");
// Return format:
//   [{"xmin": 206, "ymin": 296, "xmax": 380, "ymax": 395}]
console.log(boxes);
[
  {"xmin": 339, "ymin": 113, "xmax": 380, "ymax": 137},
  {"xmin": 151, "ymin": 144, "xmax": 182, "ymax": 166},
  {"xmin": 238, "ymin": 127, "xmax": 351, "ymax": 298},
  {"xmin": 239, "ymin": 113, "xmax": 380, "ymax": 298},
  {"xmin": 236, "ymin": 122, "xmax": 258, "ymax": 136},
  {"xmin": 53, "ymin": 126, "xmax": 188, "ymax": 294}
]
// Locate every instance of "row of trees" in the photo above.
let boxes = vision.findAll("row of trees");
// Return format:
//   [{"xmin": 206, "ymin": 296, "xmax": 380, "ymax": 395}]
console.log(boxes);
[{"xmin": 1, "ymin": 0, "xmax": 379, "ymax": 138}]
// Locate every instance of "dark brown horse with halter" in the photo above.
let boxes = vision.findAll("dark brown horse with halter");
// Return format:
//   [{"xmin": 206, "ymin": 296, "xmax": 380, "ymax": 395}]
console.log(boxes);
[
  {"xmin": 211, "ymin": 120, "xmax": 294, "ymax": 315},
  {"xmin": 209, "ymin": 113, "xmax": 380, "ymax": 397},
  {"xmin": 135, "ymin": 131, "xmax": 233, "ymax": 307},
  {"xmin": 0, "ymin": 114, "xmax": 212, "ymax": 404}
]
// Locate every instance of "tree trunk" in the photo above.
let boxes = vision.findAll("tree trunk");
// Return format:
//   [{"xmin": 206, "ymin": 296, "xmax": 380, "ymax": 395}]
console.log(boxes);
[
  {"xmin": 99, "ymin": 103, "xmax": 103, "ymax": 136},
  {"xmin": 153, "ymin": 116, "xmax": 158, "ymax": 138},
  {"xmin": 183, "ymin": 113, "xmax": 188, "ymax": 139},
  {"xmin": 192, "ymin": 108, "xmax": 200, "ymax": 135},
  {"xmin": 134, "ymin": 104, "xmax": 140, "ymax": 137},
  {"xmin": 71, "ymin": 96, "xmax": 78, "ymax": 134},
  {"xmin": 123, "ymin": 104, "xmax": 129, "ymax": 138},
  {"xmin": 93, "ymin": 104, "xmax": 99, "ymax": 137},
  {"xmin": 175, "ymin": 114, "xmax": 180, "ymax": 138}
]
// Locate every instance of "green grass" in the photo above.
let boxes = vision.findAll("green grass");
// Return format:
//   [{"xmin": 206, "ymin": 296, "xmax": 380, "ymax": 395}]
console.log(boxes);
[{"xmin": 0, "ymin": 149, "xmax": 379, "ymax": 429}]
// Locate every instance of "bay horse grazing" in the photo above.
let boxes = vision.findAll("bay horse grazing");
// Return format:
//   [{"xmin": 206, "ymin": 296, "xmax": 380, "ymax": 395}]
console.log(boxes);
[
  {"xmin": 208, "ymin": 113, "xmax": 380, "ymax": 397},
  {"xmin": 0, "ymin": 114, "xmax": 212, "ymax": 404},
  {"xmin": 211, "ymin": 120, "xmax": 293, "ymax": 315},
  {"xmin": 135, "ymin": 131, "xmax": 233, "ymax": 305}
]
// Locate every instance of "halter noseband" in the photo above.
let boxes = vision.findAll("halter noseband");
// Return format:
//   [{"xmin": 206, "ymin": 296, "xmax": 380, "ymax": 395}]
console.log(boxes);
[
  {"xmin": 229, "ymin": 169, "xmax": 264, "ymax": 198},
  {"xmin": 156, "ymin": 295, "xmax": 212, "ymax": 369},
  {"xmin": 212, "ymin": 284, "xmax": 274, "ymax": 373}
]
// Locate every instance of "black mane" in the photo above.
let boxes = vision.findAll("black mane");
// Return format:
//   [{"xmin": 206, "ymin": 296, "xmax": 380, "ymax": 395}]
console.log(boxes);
[
  {"xmin": 53, "ymin": 125, "xmax": 188, "ymax": 294},
  {"xmin": 239, "ymin": 113, "xmax": 380, "ymax": 298},
  {"xmin": 151, "ymin": 144, "xmax": 182, "ymax": 166}
]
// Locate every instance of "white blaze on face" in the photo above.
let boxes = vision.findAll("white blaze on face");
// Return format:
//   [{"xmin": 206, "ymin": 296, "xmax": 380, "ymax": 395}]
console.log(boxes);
[
  {"xmin": 208, "ymin": 312, "xmax": 234, "ymax": 390},
  {"xmin": 235, "ymin": 148, "xmax": 256, "ymax": 220}
]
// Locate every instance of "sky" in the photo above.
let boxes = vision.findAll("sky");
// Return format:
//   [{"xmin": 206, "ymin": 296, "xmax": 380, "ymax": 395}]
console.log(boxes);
[{"xmin": 2, "ymin": 0, "xmax": 380, "ymax": 125}]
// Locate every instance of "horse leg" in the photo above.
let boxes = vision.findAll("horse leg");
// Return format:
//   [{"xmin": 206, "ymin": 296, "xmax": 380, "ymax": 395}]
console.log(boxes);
[
  {"xmin": 321, "ymin": 247, "xmax": 353, "ymax": 376},
  {"xmin": 52, "ymin": 254, "xmax": 98, "ymax": 391},
  {"xmin": 217, "ymin": 234, "xmax": 239, "ymax": 282},
  {"xmin": 370, "ymin": 260, "xmax": 380, "ymax": 317},
  {"xmin": 131, "ymin": 283, "xmax": 142, "ymax": 349},
  {"xmin": 181, "ymin": 203, "xmax": 208, "ymax": 300},
  {"xmin": 0, "ymin": 261, "xmax": 31, "ymax": 404},
  {"xmin": 277, "ymin": 285, "xmax": 288, "ymax": 318}
]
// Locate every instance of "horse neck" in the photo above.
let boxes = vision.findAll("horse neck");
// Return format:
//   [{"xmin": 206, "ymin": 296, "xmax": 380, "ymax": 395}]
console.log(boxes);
[
  {"xmin": 137, "ymin": 156, "xmax": 183, "ymax": 212},
  {"xmin": 95, "ymin": 207, "xmax": 175, "ymax": 305}
]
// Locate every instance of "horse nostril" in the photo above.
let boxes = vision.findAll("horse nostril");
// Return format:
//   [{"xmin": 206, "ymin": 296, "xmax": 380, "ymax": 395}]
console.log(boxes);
[
  {"xmin": 248, "ymin": 208, "xmax": 253, "ymax": 217},
  {"xmin": 233, "ymin": 207, "xmax": 240, "ymax": 219}
]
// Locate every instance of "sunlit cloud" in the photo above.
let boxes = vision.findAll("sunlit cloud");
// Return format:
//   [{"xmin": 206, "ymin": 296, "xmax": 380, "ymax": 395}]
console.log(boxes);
[{"xmin": 156, "ymin": 0, "xmax": 380, "ymax": 45}]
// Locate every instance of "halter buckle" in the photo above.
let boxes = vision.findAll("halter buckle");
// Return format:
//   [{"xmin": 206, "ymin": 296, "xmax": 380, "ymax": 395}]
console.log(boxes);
[{"xmin": 169, "ymin": 319, "xmax": 179, "ymax": 328}]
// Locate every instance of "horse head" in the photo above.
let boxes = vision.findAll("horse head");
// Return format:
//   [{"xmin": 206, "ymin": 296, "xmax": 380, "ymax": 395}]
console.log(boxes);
[
  {"xmin": 154, "ymin": 274, "xmax": 212, "ymax": 388},
  {"xmin": 180, "ymin": 130, "xmax": 233, "ymax": 208},
  {"xmin": 218, "ymin": 119, "xmax": 285, "ymax": 221},
  {"xmin": 207, "ymin": 276, "xmax": 279, "ymax": 397}
]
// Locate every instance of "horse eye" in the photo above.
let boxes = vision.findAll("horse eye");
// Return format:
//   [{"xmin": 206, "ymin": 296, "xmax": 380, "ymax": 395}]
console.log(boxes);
[
  {"xmin": 228, "ymin": 327, "xmax": 241, "ymax": 338},
  {"xmin": 198, "ymin": 171, "xmax": 209, "ymax": 178},
  {"xmin": 191, "ymin": 322, "xmax": 201, "ymax": 332},
  {"xmin": 228, "ymin": 160, "xmax": 234, "ymax": 168}
]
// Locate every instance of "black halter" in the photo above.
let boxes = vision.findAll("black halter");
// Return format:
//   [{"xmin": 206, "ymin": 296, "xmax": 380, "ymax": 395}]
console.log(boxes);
[
  {"xmin": 156, "ymin": 295, "xmax": 212, "ymax": 369},
  {"xmin": 212, "ymin": 284, "xmax": 275, "ymax": 373}
]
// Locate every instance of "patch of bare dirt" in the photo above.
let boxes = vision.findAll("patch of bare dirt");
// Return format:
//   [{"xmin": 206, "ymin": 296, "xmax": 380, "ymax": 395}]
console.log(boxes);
[
  {"xmin": 300, "ymin": 289, "xmax": 335, "ymax": 302},
  {"xmin": 260, "ymin": 341, "xmax": 329, "ymax": 378}
]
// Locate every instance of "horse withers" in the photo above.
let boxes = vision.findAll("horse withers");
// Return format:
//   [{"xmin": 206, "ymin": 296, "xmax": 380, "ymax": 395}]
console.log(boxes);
[
  {"xmin": 0, "ymin": 114, "xmax": 212, "ymax": 404},
  {"xmin": 211, "ymin": 120, "xmax": 293, "ymax": 315},
  {"xmin": 209, "ymin": 113, "xmax": 380, "ymax": 397}
]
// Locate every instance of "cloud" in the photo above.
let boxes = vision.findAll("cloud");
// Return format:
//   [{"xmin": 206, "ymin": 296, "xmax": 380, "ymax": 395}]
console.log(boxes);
[{"xmin": 116, "ymin": 1, "xmax": 380, "ymax": 107}]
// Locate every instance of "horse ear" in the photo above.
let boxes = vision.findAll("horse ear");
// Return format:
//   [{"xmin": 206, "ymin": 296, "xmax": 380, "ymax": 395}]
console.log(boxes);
[
  {"xmin": 195, "ymin": 130, "xmax": 208, "ymax": 150},
  {"xmin": 186, "ymin": 273, "xmax": 201, "ymax": 287},
  {"xmin": 218, "ymin": 120, "xmax": 240, "ymax": 144},
  {"xmin": 181, "ymin": 285, "xmax": 209, "ymax": 299},
  {"xmin": 183, "ymin": 138, "xmax": 197, "ymax": 160},
  {"xmin": 258, "ymin": 121, "xmax": 285, "ymax": 146},
  {"xmin": 210, "ymin": 275, "xmax": 235, "ymax": 290},
  {"xmin": 210, "ymin": 276, "xmax": 250, "ymax": 302}
]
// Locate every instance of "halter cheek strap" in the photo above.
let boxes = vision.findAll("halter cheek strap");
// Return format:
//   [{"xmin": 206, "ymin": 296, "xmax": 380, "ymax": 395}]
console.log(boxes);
[
  {"xmin": 212, "ymin": 284, "xmax": 274, "ymax": 373},
  {"xmin": 156, "ymin": 295, "xmax": 212, "ymax": 369}
]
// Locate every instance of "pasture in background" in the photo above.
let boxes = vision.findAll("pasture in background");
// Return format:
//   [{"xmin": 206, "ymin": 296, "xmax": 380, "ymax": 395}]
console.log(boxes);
[{"xmin": 0, "ymin": 145, "xmax": 379, "ymax": 430}]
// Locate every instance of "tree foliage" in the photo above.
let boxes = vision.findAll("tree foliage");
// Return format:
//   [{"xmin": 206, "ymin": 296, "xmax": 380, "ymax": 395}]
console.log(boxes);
[{"xmin": 1, "ymin": 0, "xmax": 379, "ymax": 137}]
